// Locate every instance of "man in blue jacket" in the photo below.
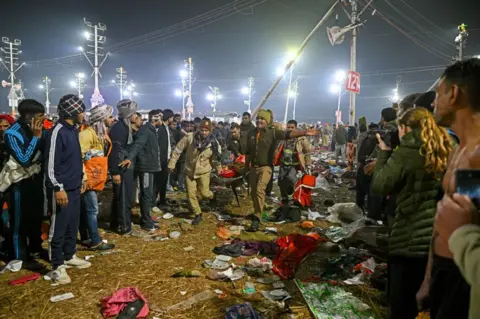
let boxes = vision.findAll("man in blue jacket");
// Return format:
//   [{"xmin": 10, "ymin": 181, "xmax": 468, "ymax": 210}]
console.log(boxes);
[
  {"xmin": 108, "ymin": 99, "xmax": 138, "ymax": 235},
  {"xmin": 3, "ymin": 99, "xmax": 46, "ymax": 263},
  {"xmin": 44, "ymin": 94, "xmax": 90, "ymax": 285}
]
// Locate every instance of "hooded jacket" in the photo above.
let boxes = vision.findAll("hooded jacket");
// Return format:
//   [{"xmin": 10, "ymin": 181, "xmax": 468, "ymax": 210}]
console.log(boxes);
[{"xmin": 371, "ymin": 129, "xmax": 440, "ymax": 257}]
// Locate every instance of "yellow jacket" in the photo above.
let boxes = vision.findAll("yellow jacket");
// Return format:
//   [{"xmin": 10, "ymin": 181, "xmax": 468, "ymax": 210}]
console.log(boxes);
[
  {"xmin": 79, "ymin": 127, "xmax": 106, "ymax": 159},
  {"xmin": 168, "ymin": 133, "xmax": 221, "ymax": 179}
]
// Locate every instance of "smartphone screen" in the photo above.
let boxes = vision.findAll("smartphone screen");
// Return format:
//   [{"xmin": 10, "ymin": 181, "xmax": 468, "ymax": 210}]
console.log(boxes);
[{"xmin": 456, "ymin": 169, "xmax": 480, "ymax": 200}]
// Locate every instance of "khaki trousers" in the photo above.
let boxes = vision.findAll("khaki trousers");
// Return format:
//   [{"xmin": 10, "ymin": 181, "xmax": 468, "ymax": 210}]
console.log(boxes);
[
  {"xmin": 249, "ymin": 166, "xmax": 273, "ymax": 216},
  {"xmin": 185, "ymin": 173, "xmax": 214, "ymax": 215}
]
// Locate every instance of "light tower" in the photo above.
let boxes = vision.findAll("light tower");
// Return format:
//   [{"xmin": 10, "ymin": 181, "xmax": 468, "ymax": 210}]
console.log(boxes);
[
  {"xmin": 207, "ymin": 86, "xmax": 220, "ymax": 113},
  {"xmin": 184, "ymin": 58, "xmax": 195, "ymax": 120},
  {"xmin": 123, "ymin": 80, "xmax": 138, "ymax": 100},
  {"xmin": 112, "ymin": 67, "xmax": 127, "ymax": 101},
  {"xmin": 1, "ymin": 37, "xmax": 25, "ymax": 116},
  {"xmin": 70, "ymin": 72, "xmax": 86, "ymax": 99},
  {"xmin": 241, "ymin": 77, "xmax": 255, "ymax": 113},
  {"xmin": 39, "ymin": 76, "xmax": 53, "ymax": 114},
  {"xmin": 289, "ymin": 79, "xmax": 299, "ymax": 120},
  {"xmin": 81, "ymin": 18, "xmax": 109, "ymax": 108},
  {"xmin": 455, "ymin": 23, "xmax": 468, "ymax": 61}
]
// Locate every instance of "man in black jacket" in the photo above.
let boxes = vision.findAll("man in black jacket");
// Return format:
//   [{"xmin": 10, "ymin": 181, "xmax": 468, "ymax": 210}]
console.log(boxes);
[
  {"xmin": 119, "ymin": 110, "xmax": 162, "ymax": 231},
  {"xmin": 108, "ymin": 99, "xmax": 138, "ymax": 235},
  {"xmin": 153, "ymin": 109, "xmax": 174, "ymax": 209}
]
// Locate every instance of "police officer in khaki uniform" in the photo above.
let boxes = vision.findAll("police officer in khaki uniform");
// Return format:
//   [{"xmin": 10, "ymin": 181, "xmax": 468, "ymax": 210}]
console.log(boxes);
[
  {"xmin": 245, "ymin": 109, "xmax": 319, "ymax": 231},
  {"xmin": 168, "ymin": 119, "xmax": 221, "ymax": 226}
]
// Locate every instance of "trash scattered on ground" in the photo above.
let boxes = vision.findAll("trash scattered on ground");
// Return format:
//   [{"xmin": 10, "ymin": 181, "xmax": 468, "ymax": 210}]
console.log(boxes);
[
  {"xmin": 300, "ymin": 221, "xmax": 315, "ymax": 229},
  {"xmin": 183, "ymin": 246, "xmax": 194, "ymax": 252},
  {"xmin": 296, "ymin": 281, "xmax": 374, "ymax": 318},
  {"xmin": 216, "ymin": 227, "xmax": 232, "ymax": 240},
  {"xmin": 0, "ymin": 260, "xmax": 22, "ymax": 273},
  {"xmin": 165, "ymin": 290, "xmax": 213, "ymax": 312},
  {"xmin": 162, "ymin": 213, "xmax": 174, "ymax": 219},
  {"xmin": 101, "ymin": 287, "xmax": 149, "ymax": 318},
  {"xmin": 8, "ymin": 273, "xmax": 40, "ymax": 286},
  {"xmin": 327, "ymin": 202, "xmax": 363, "ymax": 224},
  {"xmin": 247, "ymin": 257, "xmax": 273, "ymax": 272},
  {"xmin": 50, "ymin": 292, "xmax": 75, "ymax": 303},
  {"xmin": 256, "ymin": 275, "xmax": 280, "ymax": 284},
  {"xmin": 261, "ymin": 289, "xmax": 291, "ymax": 301},
  {"xmin": 169, "ymin": 231, "xmax": 181, "ymax": 239},
  {"xmin": 243, "ymin": 282, "xmax": 256, "ymax": 295},
  {"xmin": 172, "ymin": 270, "xmax": 201, "ymax": 278},
  {"xmin": 225, "ymin": 302, "xmax": 261, "ymax": 319},
  {"xmin": 151, "ymin": 207, "xmax": 162, "ymax": 214}
]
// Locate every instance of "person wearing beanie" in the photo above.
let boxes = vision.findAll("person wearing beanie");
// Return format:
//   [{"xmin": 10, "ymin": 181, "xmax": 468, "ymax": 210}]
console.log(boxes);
[
  {"xmin": 119, "ymin": 109, "xmax": 163, "ymax": 232},
  {"xmin": 153, "ymin": 109, "xmax": 174, "ymax": 210},
  {"xmin": 2, "ymin": 99, "xmax": 46, "ymax": 265},
  {"xmin": 44, "ymin": 94, "xmax": 90, "ymax": 284},
  {"xmin": 246, "ymin": 109, "xmax": 320, "ymax": 231},
  {"xmin": 168, "ymin": 118, "xmax": 221, "ymax": 226},
  {"xmin": 108, "ymin": 99, "xmax": 139, "ymax": 235},
  {"xmin": 78, "ymin": 104, "xmax": 115, "ymax": 251}
]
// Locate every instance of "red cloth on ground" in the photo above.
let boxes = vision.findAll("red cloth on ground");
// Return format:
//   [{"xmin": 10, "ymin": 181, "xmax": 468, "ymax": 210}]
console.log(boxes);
[
  {"xmin": 100, "ymin": 287, "xmax": 149, "ymax": 318},
  {"xmin": 273, "ymin": 233, "xmax": 323, "ymax": 279},
  {"xmin": 293, "ymin": 174, "xmax": 316, "ymax": 207}
]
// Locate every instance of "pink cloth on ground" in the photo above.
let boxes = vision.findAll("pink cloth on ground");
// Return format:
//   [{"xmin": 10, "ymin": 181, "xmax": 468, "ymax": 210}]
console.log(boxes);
[{"xmin": 100, "ymin": 287, "xmax": 149, "ymax": 318}]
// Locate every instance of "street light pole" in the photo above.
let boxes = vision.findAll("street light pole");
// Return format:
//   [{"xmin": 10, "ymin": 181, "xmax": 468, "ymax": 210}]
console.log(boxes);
[
  {"xmin": 246, "ymin": 77, "xmax": 254, "ymax": 113},
  {"xmin": 291, "ymin": 79, "xmax": 299, "ymax": 120},
  {"xmin": 283, "ymin": 66, "xmax": 294, "ymax": 124},
  {"xmin": 40, "ymin": 76, "xmax": 53, "ymax": 114},
  {"xmin": 71, "ymin": 72, "xmax": 86, "ymax": 99},
  {"xmin": 1, "ymin": 37, "xmax": 25, "ymax": 116},
  {"xmin": 112, "ymin": 67, "xmax": 127, "ymax": 101},
  {"xmin": 208, "ymin": 86, "xmax": 220, "ymax": 113},
  {"xmin": 83, "ymin": 18, "xmax": 109, "ymax": 108}
]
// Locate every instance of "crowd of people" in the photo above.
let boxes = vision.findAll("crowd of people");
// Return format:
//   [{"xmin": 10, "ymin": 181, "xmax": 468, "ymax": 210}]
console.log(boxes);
[{"xmin": 0, "ymin": 57, "xmax": 479, "ymax": 319}]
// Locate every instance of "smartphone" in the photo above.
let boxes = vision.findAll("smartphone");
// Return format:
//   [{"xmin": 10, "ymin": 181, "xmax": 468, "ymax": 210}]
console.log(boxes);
[{"xmin": 456, "ymin": 169, "xmax": 480, "ymax": 207}]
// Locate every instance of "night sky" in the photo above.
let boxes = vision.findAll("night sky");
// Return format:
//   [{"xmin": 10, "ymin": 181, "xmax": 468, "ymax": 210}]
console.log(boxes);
[{"xmin": 0, "ymin": 0, "xmax": 478, "ymax": 123}]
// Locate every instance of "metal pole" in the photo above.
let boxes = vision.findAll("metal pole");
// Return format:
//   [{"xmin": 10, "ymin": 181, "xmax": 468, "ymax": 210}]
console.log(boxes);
[
  {"xmin": 94, "ymin": 25, "xmax": 99, "ymax": 92},
  {"xmin": 44, "ymin": 76, "xmax": 51, "ymax": 115},
  {"xmin": 247, "ymin": 76, "xmax": 254, "ymax": 113},
  {"xmin": 337, "ymin": 89, "xmax": 342, "ymax": 124},
  {"xmin": 188, "ymin": 58, "xmax": 193, "ymax": 120},
  {"xmin": 292, "ymin": 80, "xmax": 298, "ymax": 120},
  {"xmin": 120, "ymin": 67, "xmax": 124, "ymax": 100},
  {"xmin": 349, "ymin": 0, "xmax": 357, "ymax": 126},
  {"xmin": 252, "ymin": 0, "xmax": 339, "ymax": 117},
  {"xmin": 283, "ymin": 66, "xmax": 294, "ymax": 124},
  {"xmin": 9, "ymin": 42, "xmax": 15, "ymax": 115}
]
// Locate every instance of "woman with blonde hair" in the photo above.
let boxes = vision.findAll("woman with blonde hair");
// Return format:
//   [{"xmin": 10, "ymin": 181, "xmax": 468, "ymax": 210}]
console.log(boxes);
[{"xmin": 371, "ymin": 107, "xmax": 452, "ymax": 319}]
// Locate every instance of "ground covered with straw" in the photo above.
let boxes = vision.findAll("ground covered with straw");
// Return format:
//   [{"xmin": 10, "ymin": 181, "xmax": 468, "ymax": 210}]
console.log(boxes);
[{"xmin": 0, "ymin": 183, "xmax": 387, "ymax": 319}]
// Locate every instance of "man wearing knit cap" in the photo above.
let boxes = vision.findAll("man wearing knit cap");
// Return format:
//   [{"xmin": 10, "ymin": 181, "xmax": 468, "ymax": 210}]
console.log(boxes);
[
  {"xmin": 2, "ymin": 100, "xmax": 46, "ymax": 264},
  {"xmin": 45, "ymin": 94, "xmax": 90, "ymax": 284},
  {"xmin": 168, "ymin": 118, "xmax": 221, "ymax": 226},
  {"xmin": 108, "ymin": 99, "xmax": 139, "ymax": 235},
  {"xmin": 119, "ymin": 109, "xmax": 163, "ymax": 232},
  {"xmin": 246, "ymin": 109, "xmax": 319, "ymax": 231},
  {"xmin": 153, "ymin": 108, "xmax": 174, "ymax": 210},
  {"xmin": 78, "ymin": 104, "xmax": 115, "ymax": 251}
]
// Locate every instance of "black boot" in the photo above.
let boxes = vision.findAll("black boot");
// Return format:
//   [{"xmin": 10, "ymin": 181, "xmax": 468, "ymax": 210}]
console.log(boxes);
[
  {"xmin": 192, "ymin": 214, "xmax": 203, "ymax": 226},
  {"xmin": 247, "ymin": 215, "xmax": 260, "ymax": 232}
]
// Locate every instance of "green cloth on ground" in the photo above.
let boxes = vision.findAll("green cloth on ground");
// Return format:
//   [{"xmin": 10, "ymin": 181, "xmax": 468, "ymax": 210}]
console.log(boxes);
[{"xmin": 296, "ymin": 280, "xmax": 374, "ymax": 319}]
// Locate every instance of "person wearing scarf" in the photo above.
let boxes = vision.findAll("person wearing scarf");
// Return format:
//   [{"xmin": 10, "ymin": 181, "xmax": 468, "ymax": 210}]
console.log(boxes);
[
  {"xmin": 108, "ymin": 99, "xmax": 138, "ymax": 235},
  {"xmin": 44, "ymin": 94, "xmax": 90, "ymax": 284},
  {"xmin": 168, "ymin": 119, "xmax": 221, "ymax": 226},
  {"xmin": 78, "ymin": 104, "xmax": 115, "ymax": 251}
]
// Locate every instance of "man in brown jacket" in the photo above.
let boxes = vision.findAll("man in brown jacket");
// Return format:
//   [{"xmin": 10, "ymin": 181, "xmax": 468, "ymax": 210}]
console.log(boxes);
[
  {"xmin": 246, "ymin": 110, "xmax": 319, "ymax": 231},
  {"xmin": 274, "ymin": 119, "xmax": 311, "ymax": 205},
  {"xmin": 168, "ymin": 119, "xmax": 221, "ymax": 226}
]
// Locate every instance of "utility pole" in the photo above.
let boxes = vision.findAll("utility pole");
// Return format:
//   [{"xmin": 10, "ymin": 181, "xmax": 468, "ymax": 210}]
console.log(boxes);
[
  {"xmin": 1, "ymin": 37, "xmax": 25, "ymax": 116},
  {"xmin": 112, "ymin": 67, "xmax": 127, "ymax": 101},
  {"xmin": 82, "ymin": 18, "xmax": 109, "ymax": 108},
  {"xmin": 185, "ymin": 58, "xmax": 194, "ymax": 120},
  {"xmin": 124, "ymin": 80, "xmax": 137, "ymax": 100},
  {"xmin": 290, "ymin": 79, "xmax": 299, "ymax": 120},
  {"xmin": 208, "ymin": 86, "xmax": 220, "ymax": 114},
  {"xmin": 283, "ymin": 66, "xmax": 294, "ymax": 125},
  {"xmin": 71, "ymin": 72, "xmax": 86, "ymax": 99},
  {"xmin": 243, "ymin": 77, "xmax": 255, "ymax": 113},
  {"xmin": 455, "ymin": 23, "xmax": 468, "ymax": 61},
  {"xmin": 348, "ymin": 0, "xmax": 358, "ymax": 126},
  {"xmin": 39, "ymin": 76, "xmax": 53, "ymax": 114}
]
